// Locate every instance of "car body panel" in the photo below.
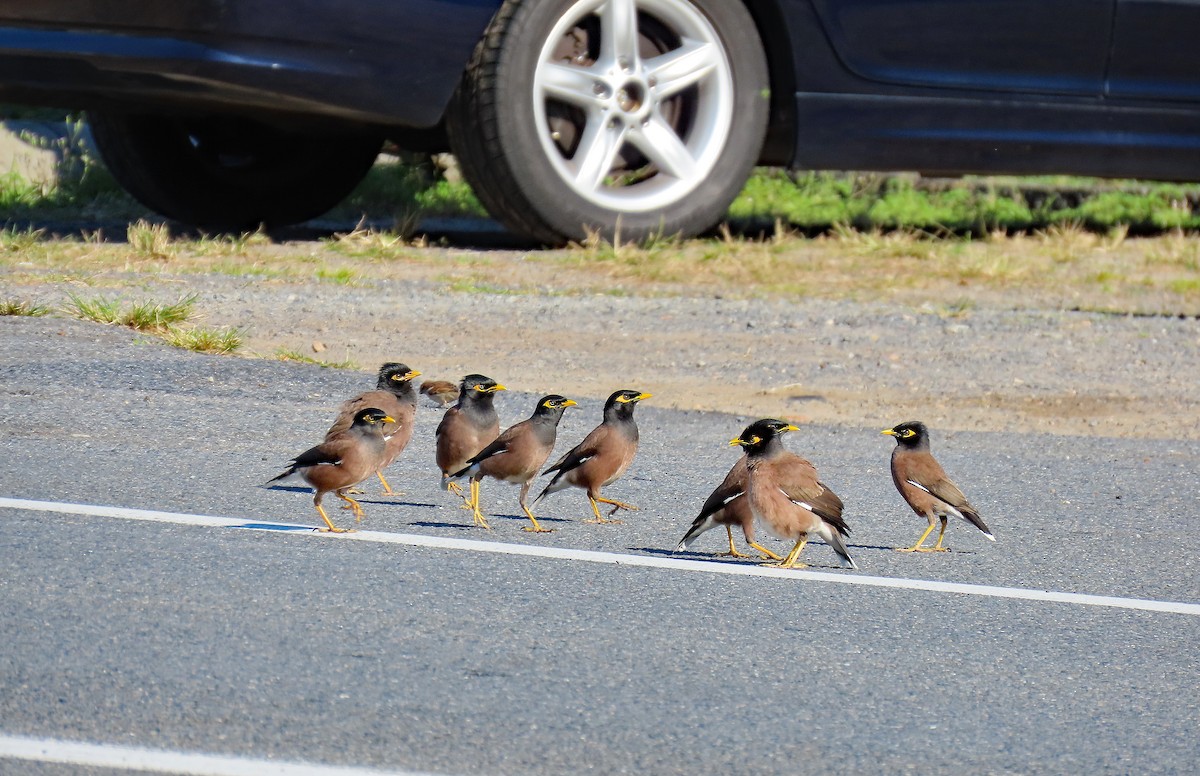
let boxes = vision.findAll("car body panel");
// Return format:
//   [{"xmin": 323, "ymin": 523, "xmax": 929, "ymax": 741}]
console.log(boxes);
[
  {"xmin": 0, "ymin": 0, "xmax": 1198, "ymax": 182},
  {"xmin": 805, "ymin": 0, "xmax": 1113, "ymax": 96},
  {"xmin": 0, "ymin": 0, "xmax": 503, "ymax": 127}
]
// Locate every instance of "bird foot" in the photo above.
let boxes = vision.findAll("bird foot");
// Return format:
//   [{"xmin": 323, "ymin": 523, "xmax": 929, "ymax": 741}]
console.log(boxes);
[
  {"xmin": 763, "ymin": 560, "xmax": 807, "ymax": 569},
  {"xmin": 317, "ymin": 526, "xmax": 356, "ymax": 534},
  {"xmin": 472, "ymin": 516, "xmax": 492, "ymax": 530},
  {"xmin": 523, "ymin": 526, "xmax": 555, "ymax": 534},
  {"xmin": 898, "ymin": 546, "xmax": 949, "ymax": 553},
  {"xmin": 584, "ymin": 517, "xmax": 624, "ymax": 524},
  {"xmin": 717, "ymin": 551, "xmax": 753, "ymax": 560},
  {"xmin": 381, "ymin": 490, "xmax": 406, "ymax": 497}
]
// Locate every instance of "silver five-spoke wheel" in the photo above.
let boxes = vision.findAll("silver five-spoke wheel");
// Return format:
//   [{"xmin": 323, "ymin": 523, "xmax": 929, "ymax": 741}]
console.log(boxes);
[{"xmin": 448, "ymin": 0, "xmax": 768, "ymax": 244}]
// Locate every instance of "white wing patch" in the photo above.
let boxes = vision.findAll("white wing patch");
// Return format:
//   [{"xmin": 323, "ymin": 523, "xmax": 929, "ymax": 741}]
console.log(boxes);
[
  {"xmin": 906, "ymin": 479, "xmax": 931, "ymax": 494},
  {"xmin": 721, "ymin": 491, "xmax": 744, "ymax": 505},
  {"xmin": 779, "ymin": 487, "xmax": 814, "ymax": 512}
]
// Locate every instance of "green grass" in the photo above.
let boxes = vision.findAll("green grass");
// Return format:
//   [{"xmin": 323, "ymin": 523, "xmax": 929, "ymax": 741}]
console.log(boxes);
[
  {"xmin": 275, "ymin": 348, "xmax": 358, "ymax": 369},
  {"xmin": 126, "ymin": 220, "xmax": 176, "ymax": 260},
  {"xmin": 65, "ymin": 293, "xmax": 197, "ymax": 331},
  {"xmin": 161, "ymin": 325, "xmax": 244, "ymax": 354},
  {"xmin": 0, "ymin": 298, "xmax": 50, "ymax": 316}
]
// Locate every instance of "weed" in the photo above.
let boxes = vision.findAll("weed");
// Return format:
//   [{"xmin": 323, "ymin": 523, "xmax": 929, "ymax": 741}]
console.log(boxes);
[
  {"xmin": 0, "ymin": 227, "xmax": 46, "ymax": 252},
  {"xmin": 161, "ymin": 325, "xmax": 244, "ymax": 354},
  {"xmin": 65, "ymin": 292, "xmax": 197, "ymax": 331},
  {"xmin": 126, "ymin": 219, "xmax": 175, "ymax": 260},
  {"xmin": 315, "ymin": 266, "xmax": 358, "ymax": 285},
  {"xmin": 0, "ymin": 298, "xmax": 50, "ymax": 316},
  {"xmin": 275, "ymin": 348, "xmax": 357, "ymax": 369}
]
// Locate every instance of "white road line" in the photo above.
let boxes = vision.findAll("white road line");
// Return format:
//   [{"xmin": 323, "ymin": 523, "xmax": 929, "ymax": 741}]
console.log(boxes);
[
  {"xmin": 4, "ymin": 495, "xmax": 1199, "ymax": 617},
  {"xmin": 0, "ymin": 733, "xmax": 442, "ymax": 776}
]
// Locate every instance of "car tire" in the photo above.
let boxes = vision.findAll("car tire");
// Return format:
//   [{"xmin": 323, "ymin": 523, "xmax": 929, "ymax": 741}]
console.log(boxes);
[
  {"xmin": 88, "ymin": 112, "xmax": 383, "ymax": 231},
  {"xmin": 447, "ymin": 0, "xmax": 769, "ymax": 245}
]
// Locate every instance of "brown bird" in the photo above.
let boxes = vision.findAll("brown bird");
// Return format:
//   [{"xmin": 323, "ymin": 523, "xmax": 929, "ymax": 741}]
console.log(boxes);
[
  {"xmin": 732, "ymin": 419, "xmax": 855, "ymax": 569},
  {"xmin": 449, "ymin": 395, "xmax": 576, "ymax": 532},
  {"xmin": 675, "ymin": 455, "xmax": 781, "ymax": 560},
  {"xmin": 326, "ymin": 362, "xmax": 420, "ymax": 496},
  {"xmin": 435, "ymin": 374, "xmax": 506, "ymax": 504},
  {"xmin": 269, "ymin": 407, "xmax": 396, "ymax": 532},
  {"xmin": 882, "ymin": 421, "xmax": 994, "ymax": 552},
  {"xmin": 420, "ymin": 380, "xmax": 460, "ymax": 407},
  {"xmin": 533, "ymin": 389, "xmax": 650, "ymax": 524}
]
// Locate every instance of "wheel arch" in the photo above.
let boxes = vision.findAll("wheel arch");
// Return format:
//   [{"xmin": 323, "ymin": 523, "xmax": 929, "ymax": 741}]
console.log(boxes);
[{"xmin": 738, "ymin": 0, "xmax": 798, "ymax": 165}]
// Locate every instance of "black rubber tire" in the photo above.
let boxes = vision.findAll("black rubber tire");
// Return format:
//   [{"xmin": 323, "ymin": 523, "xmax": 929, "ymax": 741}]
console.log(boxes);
[
  {"xmin": 446, "ymin": 0, "xmax": 769, "ymax": 245},
  {"xmin": 88, "ymin": 111, "xmax": 383, "ymax": 231}
]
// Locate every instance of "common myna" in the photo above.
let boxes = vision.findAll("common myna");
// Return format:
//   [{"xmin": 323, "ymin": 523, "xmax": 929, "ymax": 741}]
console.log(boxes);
[
  {"xmin": 435, "ymin": 374, "xmax": 506, "ymax": 501},
  {"xmin": 326, "ymin": 362, "xmax": 420, "ymax": 496},
  {"xmin": 449, "ymin": 395, "xmax": 576, "ymax": 532},
  {"xmin": 732, "ymin": 419, "xmax": 856, "ymax": 569},
  {"xmin": 420, "ymin": 380, "xmax": 460, "ymax": 407},
  {"xmin": 882, "ymin": 421, "xmax": 994, "ymax": 552},
  {"xmin": 675, "ymin": 456, "xmax": 781, "ymax": 560},
  {"xmin": 270, "ymin": 407, "xmax": 395, "ymax": 532},
  {"xmin": 534, "ymin": 390, "xmax": 650, "ymax": 524}
]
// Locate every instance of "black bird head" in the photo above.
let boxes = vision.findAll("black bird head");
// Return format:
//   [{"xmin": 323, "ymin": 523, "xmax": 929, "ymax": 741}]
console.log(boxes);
[
  {"xmin": 882, "ymin": 420, "xmax": 930, "ymax": 450},
  {"xmin": 604, "ymin": 389, "xmax": 652, "ymax": 422},
  {"xmin": 353, "ymin": 407, "xmax": 396, "ymax": 430},
  {"xmin": 730, "ymin": 418, "xmax": 798, "ymax": 455},
  {"xmin": 462, "ymin": 373, "xmax": 506, "ymax": 396},
  {"xmin": 533, "ymin": 394, "xmax": 578, "ymax": 421},
  {"xmin": 378, "ymin": 362, "xmax": 421, "ymax": 392}
]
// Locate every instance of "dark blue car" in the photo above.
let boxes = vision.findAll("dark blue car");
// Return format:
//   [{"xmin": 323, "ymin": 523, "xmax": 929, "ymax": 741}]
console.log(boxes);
[{"xmin": 1, "ymin": 0, "xmax": 1196, "ymax": 243}]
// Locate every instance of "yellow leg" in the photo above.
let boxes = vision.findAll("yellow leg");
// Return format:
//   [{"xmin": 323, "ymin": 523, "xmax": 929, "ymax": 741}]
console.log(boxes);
[
  {"xmin": 718, "ymin": 526, "xmax": 752, "ymax": 559},
  {"xmin": 470, "ymin": 479, "xmax": 490, "ymax": 529},
  {"xmin": 927, "ymin": 521, "xmax": 950, "ymax": 552},
  {"xmin": 314, "ymin": 503, "xmax": 350, "ymax": 533},
  {"xmin": 596, "ymin": 495, "xmax": 639, "ymax": 514},
  {"xmin": 748, "ymin": 541, "xmax": 783, "ymax": 561},
  {"xmin": 766, "ymin": 537, "xmax": 809, "ymax": 569},
  {"xmin": 336, "ymin": 491, "xmax": 366, "ymax": 523},
  {"xmin": 584, "ymin": 495, "xmax": 624, "ymax": 524},
  {"xmin": 376, "ymin": 470, "xmax": 405, "ymax": 494},
  {"xmin": 521, "ymin": 504, "xmax": 553, "ymax": 533},
  {"xmin": 898, "ymin": 522, "xmax": 938, "ymax": 553}
]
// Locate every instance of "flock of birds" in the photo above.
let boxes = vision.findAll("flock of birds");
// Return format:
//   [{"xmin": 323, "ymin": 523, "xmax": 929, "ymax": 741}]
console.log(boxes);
[{"xmin": 270, "ymin": 363, "xmax": 995, "ymax": 570}]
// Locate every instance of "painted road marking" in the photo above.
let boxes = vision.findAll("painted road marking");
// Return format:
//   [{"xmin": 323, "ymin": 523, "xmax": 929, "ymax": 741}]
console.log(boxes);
[
  {"xmin": 3, "ymin": 495, "xmax": 1199, "ymax": 617},
  {"xmin": 0, "ymin": 733, "xmax": 443, "ymax": 776}
]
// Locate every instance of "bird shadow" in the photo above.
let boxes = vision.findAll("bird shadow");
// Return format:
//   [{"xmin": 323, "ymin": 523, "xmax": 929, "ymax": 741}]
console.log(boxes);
[
  {"xmin": 489, "ymin": 512, "xmax": 571, "ymax": 524},
  {"xmin": 351, "ymin": 497, "xmax": 439, "ymax": 510},
  {"xmin": 261, "ymin": 484, "xmax": 311, "ymax": 493},
  {"xmin": 409, "ymin": 520, "xmax": 480, "ymax": 531}
]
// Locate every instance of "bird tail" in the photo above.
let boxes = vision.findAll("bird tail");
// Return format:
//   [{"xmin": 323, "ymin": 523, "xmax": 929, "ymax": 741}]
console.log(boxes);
[
  {"xmin": 816, "ymin": 521, "xmax": 857, "ymax": 570},
  {"xmin": 958, "ymin": 505, "xmax": 995, "ymax": 541},
  {"xmin": 676, "ymin": 514, "xmax": 716, "ymax": 552},
  {"xmin": 531, "ymin": 472, "xmax": 567, "ymax": 505},
  {"xmin": 447, "ymin": 462, "xmax": 476, "ymax": 483},
  {"xmin": 266, "ymin": 464, "xmax": 298, "ymax": 485}
]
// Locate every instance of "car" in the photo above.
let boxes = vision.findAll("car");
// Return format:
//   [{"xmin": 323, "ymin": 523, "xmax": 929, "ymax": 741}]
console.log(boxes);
[{"xmin": 1, "ymin": 0, "xmax": 1197, "ymax": 244}]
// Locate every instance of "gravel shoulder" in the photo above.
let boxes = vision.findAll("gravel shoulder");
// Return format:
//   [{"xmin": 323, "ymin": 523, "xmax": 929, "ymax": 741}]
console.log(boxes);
[{"xmin": 5, "ymin": 243, "xmax": 1200, "ymax": 440}]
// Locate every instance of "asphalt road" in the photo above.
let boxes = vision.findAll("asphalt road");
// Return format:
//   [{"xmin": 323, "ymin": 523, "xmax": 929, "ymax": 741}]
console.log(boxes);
[{"xmin": 1, "ymin": 315, "xmax": 1198, "ymax": 775}]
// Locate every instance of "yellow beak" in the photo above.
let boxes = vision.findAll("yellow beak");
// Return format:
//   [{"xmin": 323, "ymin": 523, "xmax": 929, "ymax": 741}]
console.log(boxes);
[{"xmin": 881, "ymin": 428, "xmax": 897, "ymax": 436}]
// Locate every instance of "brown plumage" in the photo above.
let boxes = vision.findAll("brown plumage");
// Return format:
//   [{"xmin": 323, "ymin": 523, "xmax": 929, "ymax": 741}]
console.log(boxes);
[
  {"xmin": 732, "ymin": 419, "xmax": 855, "ymax": 569},
  {"xmin": 269, "ymin": 408, "xmax": 395, "ymax": 532},
  {"xmin": 883, "ymin": 420, "xmax": 994, "ymax": 552},
  {"xmin": 420, "ymin": 380, "xmax": 460, "ymax": 407},
  {"xmin": 449, "ymin": 395, "xmax": 576, "ymax": 532},
  {"xmin": 435, "ymin": 374, "xmax": 505, "ymax": 506},
  {"xmin": 326, "ymin": 362, "xmax": 420, "ymax": 495},
  {"xmin": 675, "ymin": 455, "xmax": 781, "ymax": 560},
  {"xmin": 533, "ymin": 389, "xmax": 650, "ymax": 524}
]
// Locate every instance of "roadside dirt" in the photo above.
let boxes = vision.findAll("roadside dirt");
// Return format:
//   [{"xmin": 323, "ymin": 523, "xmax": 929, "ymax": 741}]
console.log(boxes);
[{"xmin": 8, "ymin": 241, "xmax": 1196, "ymax": 440}]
